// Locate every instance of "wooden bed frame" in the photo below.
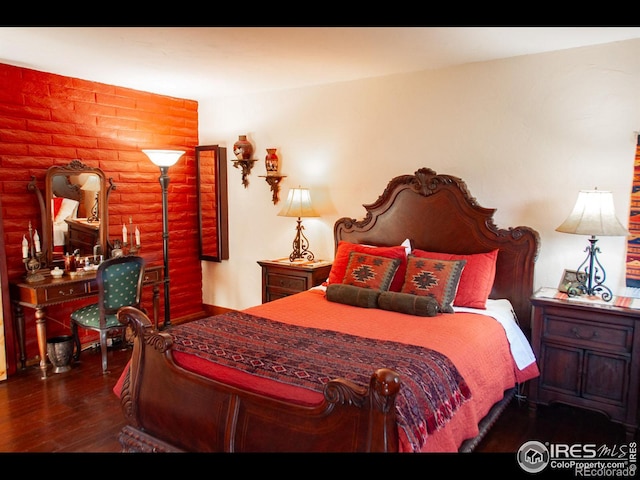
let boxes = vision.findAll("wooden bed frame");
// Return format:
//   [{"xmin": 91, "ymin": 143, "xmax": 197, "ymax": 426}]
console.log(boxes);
[{"xmin": 117, "ymin": 167, "xmax": 540, "ymax": 453}]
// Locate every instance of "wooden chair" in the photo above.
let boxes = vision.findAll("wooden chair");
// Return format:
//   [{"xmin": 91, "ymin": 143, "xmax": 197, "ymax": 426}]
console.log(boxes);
[{"xmin": 70, "ymin": 255, "xmax": 145, "ymax": 374}]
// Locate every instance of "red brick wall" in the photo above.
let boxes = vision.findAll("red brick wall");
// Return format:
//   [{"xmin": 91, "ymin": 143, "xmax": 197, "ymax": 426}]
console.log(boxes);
[{"xmin": 0, "ymin": 63, "xmax": 202, "ymax": 369}]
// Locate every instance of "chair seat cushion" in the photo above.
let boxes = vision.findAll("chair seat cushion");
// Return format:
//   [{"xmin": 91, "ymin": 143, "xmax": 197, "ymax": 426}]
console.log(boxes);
[{"xmin": 70, "ymin": 303, "xmax": 122, "ymax": 329}]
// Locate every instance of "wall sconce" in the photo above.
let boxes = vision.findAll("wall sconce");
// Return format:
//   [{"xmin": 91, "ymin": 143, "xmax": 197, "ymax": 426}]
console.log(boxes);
[
  {"xmin": 80, "ymin": 174, "xmax": 101, "ymax": 223},
  {"xmin": 556, "ymin": 189, "xmax": 628, "ymax": 301},
  {"xmin": 278, "ymin": 187, "xmax": 319, "ymax": 262},
  {"xmin": 143, "ymin": 149, "xmax": 185, "ymax": 329}
]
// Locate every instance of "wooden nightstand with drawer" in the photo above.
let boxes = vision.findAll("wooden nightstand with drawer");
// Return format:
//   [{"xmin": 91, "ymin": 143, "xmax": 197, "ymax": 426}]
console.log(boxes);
[
  {"xmin": 529, "ymin": 289, "xmax": 640, "ymax": 440},
  {"xmin": 65, "ymin": 218, "xmax": 100, "ymax": 254},
  {"xmin": 258, "ymin": 259, "xmax": 333, "ymax": 303}
]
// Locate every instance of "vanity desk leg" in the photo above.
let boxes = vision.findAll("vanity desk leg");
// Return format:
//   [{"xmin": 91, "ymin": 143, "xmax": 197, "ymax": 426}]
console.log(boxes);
[
  {"xmin": 12, "ymin": 302, "xmax": 26, "ymax": 370},
  {"xmin": 12, "ymin": 302, "xmax": 50, "ymax": 378},
  {"xmin": 34, "ymin": 307, "xmax": 48, "ymax": 379}
]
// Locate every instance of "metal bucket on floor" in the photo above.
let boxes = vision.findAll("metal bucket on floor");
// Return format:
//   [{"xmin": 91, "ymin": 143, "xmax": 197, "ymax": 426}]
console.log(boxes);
[{"xmin": 47, "ymin": 335, "xmax": 74, "ymax": 373}]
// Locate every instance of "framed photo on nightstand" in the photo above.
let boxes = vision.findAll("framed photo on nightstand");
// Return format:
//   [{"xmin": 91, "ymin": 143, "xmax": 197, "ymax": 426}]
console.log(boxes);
[{"xmin": 558, "ymin": 269, "xmax": 582, "ymax": 293}]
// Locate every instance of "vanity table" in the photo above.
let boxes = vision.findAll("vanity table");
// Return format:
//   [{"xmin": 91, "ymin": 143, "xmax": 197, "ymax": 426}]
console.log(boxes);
[{"xmin": 10, "ymin": 264, "xmax": 162, "ymax": 378}]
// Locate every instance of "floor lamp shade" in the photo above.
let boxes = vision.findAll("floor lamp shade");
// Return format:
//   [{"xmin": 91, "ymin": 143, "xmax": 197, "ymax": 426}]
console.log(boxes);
[
  {"xmin": 143, "ymin": 149, "xmax": 185, "ymax": 328},
  {"xmin": 142, "ymin": 149, "xmax": 185, "ymax": 167}
]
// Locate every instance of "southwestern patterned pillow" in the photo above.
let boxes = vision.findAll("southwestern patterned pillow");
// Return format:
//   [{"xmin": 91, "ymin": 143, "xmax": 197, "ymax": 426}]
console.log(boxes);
[
  {"xmin": 400, "ymin": 256, "xmax": 466, "ymax": 313},
  {"xmin": 342, "ymin": 252, "xmax": 401, "ymax": 291}
]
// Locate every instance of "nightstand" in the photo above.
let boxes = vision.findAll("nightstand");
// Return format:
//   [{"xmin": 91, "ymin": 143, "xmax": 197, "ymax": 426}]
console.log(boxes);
[
  {"xmin": 65, "ymin": 218, "xmax": 100, "ymax": 254},
  {"xmin": 258, "ymin": 259, "xmax": 333, "ymax": 303},
  {"xmin": 529, "ymin": 289, "xmax": 640, "ymax": 440}
]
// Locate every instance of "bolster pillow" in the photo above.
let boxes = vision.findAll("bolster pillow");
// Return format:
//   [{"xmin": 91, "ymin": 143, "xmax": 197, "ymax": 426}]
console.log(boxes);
[
  {"xmin": 378, "ymin": 291, "xmax": 439, "ymax": 317},
  {"xmin": 326, "ymin": 284, "xmax": 380, "ymax": 308}
]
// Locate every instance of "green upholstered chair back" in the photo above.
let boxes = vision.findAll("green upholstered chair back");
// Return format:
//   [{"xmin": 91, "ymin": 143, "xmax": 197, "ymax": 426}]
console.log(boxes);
[
  {"xmin": 101, "ymin": 260, "xmax": 144, "ymax": 312},
  {"xmin": 98, "ymin": 256, "xmax": 145, "ymax": 315}
]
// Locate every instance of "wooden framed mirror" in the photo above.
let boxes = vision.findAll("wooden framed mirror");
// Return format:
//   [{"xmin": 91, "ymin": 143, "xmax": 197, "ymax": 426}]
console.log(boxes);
[
  {"xmin": 29, "ymin": 160, "xmax": 113, "ymax": 268},
  {"xmin": 196, "ymin": 145, "xmax": 229, "ymax": 261}
]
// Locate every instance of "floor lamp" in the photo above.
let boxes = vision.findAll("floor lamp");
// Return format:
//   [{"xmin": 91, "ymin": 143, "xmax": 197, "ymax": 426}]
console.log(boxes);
[{"xmin": 143, "ymin": 149, "xmax": 185, "ymax": 329}]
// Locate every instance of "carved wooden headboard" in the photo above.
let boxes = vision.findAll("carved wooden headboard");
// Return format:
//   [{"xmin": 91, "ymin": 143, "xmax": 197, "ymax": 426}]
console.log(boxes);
[
  {"xmin": 334, "ymin": 168, "xmax": 540, "ymax": 325},
  {"xmin": 51, "ymin": 174, "xmax": 82, "ymax": 201}
]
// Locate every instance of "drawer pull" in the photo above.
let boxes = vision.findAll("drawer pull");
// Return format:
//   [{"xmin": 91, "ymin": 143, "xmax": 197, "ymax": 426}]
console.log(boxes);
[
  {"xmin": 58, "ymin": 288, "xmax": 74, "ymax": 296},
  {"xmin": 571, "ymin": 327, "xmax": 598, "ymax": 340}
]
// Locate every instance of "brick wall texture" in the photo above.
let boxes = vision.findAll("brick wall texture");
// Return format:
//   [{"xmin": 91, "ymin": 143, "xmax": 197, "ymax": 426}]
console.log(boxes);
[{"xmin": 0, "ymin": 63, "xmax": 202, "ymax": 369}]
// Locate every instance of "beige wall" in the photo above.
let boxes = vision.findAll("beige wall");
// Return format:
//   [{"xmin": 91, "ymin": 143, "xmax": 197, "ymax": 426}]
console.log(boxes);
[{"xmin": 197, "ymin": 38, "xmax": 640, "ymax": 322}]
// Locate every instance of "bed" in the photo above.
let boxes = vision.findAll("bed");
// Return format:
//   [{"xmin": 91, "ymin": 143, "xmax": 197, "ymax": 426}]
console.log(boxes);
[{"xmin": 115, "ymin": 167, "xmax": 541, "ymax": 453}]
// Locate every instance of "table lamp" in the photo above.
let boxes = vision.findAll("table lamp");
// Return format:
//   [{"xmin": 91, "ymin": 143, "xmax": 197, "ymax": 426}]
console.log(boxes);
[
  {"xmin": 278, "ymin": 187, "xmax": 319, "ymax": 262},
  {"xmin": 556, "ymin": 189, "xmax": 628, "ymax": 301}
]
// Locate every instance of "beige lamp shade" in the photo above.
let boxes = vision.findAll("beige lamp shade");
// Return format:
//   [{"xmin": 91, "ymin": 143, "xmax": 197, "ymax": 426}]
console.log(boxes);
[
  {"xmin": 278, "ymin": 187, "xmax": 319, "ymax": 218},
  {"xmin": 80, "ymin": 174, "xmax": 101, "ymax": 192},
  {"xmin": 142, "ymin": 149, "xmax": 185, "ymax": 167},
  {"xmin": 556, "ymin": 190, "xmax": 628, "ymax": 237}
]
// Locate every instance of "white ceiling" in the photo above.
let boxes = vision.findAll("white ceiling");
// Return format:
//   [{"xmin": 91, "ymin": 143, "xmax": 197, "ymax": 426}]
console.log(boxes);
[{"xmin": 1, "ymin": 26, "xmax": 640, "ymax": 101}]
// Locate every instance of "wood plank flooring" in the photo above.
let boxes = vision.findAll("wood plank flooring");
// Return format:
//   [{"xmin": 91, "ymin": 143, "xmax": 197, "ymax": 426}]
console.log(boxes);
[{"xmin": 0, "ymin": 342, "xmax": 634, "ymax": 455}]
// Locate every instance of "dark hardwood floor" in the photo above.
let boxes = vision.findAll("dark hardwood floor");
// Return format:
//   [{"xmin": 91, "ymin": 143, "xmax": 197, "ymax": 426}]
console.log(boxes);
[{"xmin": 0, "ymin": 343, "xmax": 634, "ymax": 455}]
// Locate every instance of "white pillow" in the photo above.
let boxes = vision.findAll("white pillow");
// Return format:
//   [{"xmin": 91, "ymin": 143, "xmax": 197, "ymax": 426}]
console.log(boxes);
[
  {"xmin": 401, "ymin": 238, "xmax": 412, "ymax": 256},
  {"xmin": 54, "ymin": 198, "xmax": 79, "ymax": 223}
]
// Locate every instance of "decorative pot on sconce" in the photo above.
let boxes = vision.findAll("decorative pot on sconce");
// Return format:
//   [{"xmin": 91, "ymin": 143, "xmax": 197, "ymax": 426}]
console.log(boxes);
[
  {"xmin": 265, "ymin": 148, "xmax": 279, "ymax": 173},
  {"xmin": 233, "ymin": 135, "xmax": 253, "ymax": 160},
  {"xmin": 260, "ymin": 147, "xmax": 286, "ymax": 204}
]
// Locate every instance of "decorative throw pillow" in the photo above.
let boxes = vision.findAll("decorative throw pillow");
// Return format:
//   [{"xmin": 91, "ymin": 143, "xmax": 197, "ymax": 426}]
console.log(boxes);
[
  {"xmin": 377, "ymin": 291, "xmax": 439, "ymax": 317},
  {"xmin": 328, "ymin": 241, "xmax": 408, "ymax": 291},
  {"xmin": 342, "ymin": 252, "xmax": 401, "ymax": 291},
  {"xmin": 326, "ymin": 284, "xmax": 380, "ymax": 308},
  {"xmin": 400, "ymin": 256, "xmax": 466, "ymax": 313},
  {"xmin": 412, "ymin": 249, "xmax": 499, "ymax": 309}
]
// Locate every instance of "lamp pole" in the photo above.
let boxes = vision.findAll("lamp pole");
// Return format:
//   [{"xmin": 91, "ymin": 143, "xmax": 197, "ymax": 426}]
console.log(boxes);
[
  {"xmin": 158, "ymin": 165, "xmax": 172, "ymax": 328},
  {"xmin": 143, "ymin": 149, "xmax": 184, "ymax": 330}
]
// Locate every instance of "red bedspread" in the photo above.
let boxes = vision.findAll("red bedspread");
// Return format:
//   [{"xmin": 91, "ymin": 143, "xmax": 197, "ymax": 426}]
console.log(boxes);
[
  {"xmin": 170, "ymin": 310, "xmax": 472, "ymax": 452},
  {"xmin": 165, "ymin": 289, "xmax": 539, "ymax": 452},
  {"xmin": 115, "ymin": 288, "xmax": 539, "ymax": 452}
]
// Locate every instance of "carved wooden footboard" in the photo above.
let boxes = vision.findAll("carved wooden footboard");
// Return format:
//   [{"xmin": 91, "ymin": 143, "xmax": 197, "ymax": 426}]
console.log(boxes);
[{"xmin": 117, "ymin": 306, "xmax": 401, "ymax": 452}]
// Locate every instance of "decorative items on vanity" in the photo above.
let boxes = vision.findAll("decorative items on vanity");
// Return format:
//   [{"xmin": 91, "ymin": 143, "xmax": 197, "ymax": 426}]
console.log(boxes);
[
  {"xmin": 22, "ymin": 221, "xmax": 44, "ymax": 283},
  {"xmin": 121, "ymin": 216, "xmax": 141, "ymax": 255}
]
